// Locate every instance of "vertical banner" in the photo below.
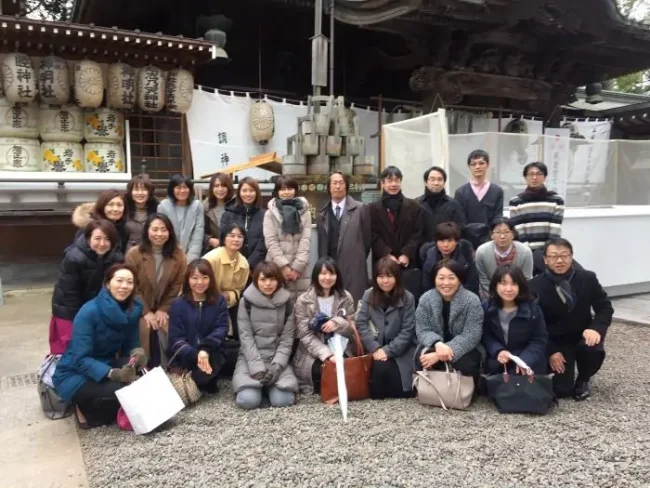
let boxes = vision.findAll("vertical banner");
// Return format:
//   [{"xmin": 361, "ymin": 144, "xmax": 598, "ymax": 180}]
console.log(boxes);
[{"xmin": 543, "ymin": 128, "xmax": 571, "ymax": 199}]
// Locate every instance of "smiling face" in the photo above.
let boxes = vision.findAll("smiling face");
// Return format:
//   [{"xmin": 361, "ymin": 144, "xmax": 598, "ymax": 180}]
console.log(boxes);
[
  {"xmin": 173, "ymin": 183, "xmax": 190, "ymax": 204},
  {"xmin": 239, "ymin": 183, "xmax": 257, "ymax": 205},
  {"xmin": 318, "ymin": 267, "xmax": 338, "ymax": 293},
  {"xmin": 131, "ymin": 184, "xmax": 149, "ymax": 206},
  {"xmin": 107, "ymin": 269, "xmax": 135, "ymax": 302},
  {"xmin": 426, "ymin": 169, "xmax": 445, "ymax": 193},
  {"xmin": 496, "ymin": 273, "xmax": 519, "ymax": 305},
  {"xmin": 435, "ymin": 267, "xmax": 460, "ymax": 300},
  {"xmin": 89, "ymin": 228, "xmax": 111, "ymax": 256},
  {"xmin": 491, "ymin": 223, "xmax": 514, "ymax": 249},
  {"xmin": 257, "ymin": 272, "xmax": 279, "ymax": 297},
  {"xmin": 148, "ymin": 218, "xmax": 170, "ymax": 248},
  {"xmin": 469, "ymin": 157, "xmax": 489, "ymax": 180},
  {"xmin": 376, "ymin": 273, "xmax": 396, "ymax": 294},
  {"xmin": 104, "ymin": 196, "xmax": 125, "ymax": 222},
  {"xmin": 278, "ymin": 186, "xmax": 296, "ymax": 200},
  {"xmin": 189, "ymin": 270, "xmax": 211, "ymax": 297},
  {"xmin": 544, "ymin": 244, "xmax": 573, "ymax": 275},
  {"xmin": 212, "ymin": 181, "xmax": 229, "ymax": 201},
  {"xmin": 381, "ymin": 175, "xmax": 402, "ymax": 195}
]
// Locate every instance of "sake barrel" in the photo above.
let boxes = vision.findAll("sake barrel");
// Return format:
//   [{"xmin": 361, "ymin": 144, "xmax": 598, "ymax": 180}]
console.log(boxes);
[
  {"xmin": 0, "ymin": 137, "xmax": 40, "ymax": 171},
  {"xmin": 39, "ymin": 104, "xmax": 83, "ymax": 142},
  {"xmin": 166, "ymin": 68, "xmax": 194, "ymax": 114},
  {"xmin": 84, "ymin": 108, "xmax": 125, "ymax": 143},
  {"xmin": 250, "ymin": 100, "xmax": 275, "ymax": 144},
  {"xmin": 41, "ymin": 141, "xmax": 84, "ymax": 172},
  {"xmin": 137, "ymin": 65, "xmax": 165, "ymax": 113},
  {"xmin": 74, "ymin": 60, "xmax": 104, "ymax": 108},
  {"xmin": 1, "ymin": 53, "xmax": 37, "ymax": 104},
  {"xmin": 106, "ymin": 63, "xmax": 137, "ymax": 110},
  {"xmin": 352, "ymin": 155, "xmax": 375, "ymax": 176},
  {"xmin": 0, "ymin": 98, "xmax": 39, "ymax": 138},
  {"xmin": 84, "ymin": 142, "xmax": 126, "ymax": 173},
  {"xmin": 39, "ymin": 55, "xmax": 70, "ymax": 105}
]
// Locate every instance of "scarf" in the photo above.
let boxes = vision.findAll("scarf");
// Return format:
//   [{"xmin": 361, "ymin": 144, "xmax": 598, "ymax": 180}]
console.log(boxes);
[
  {"xmin": 546, "ymin": 266, "xmax": 576, "ymax": 312},
  {"xmin": 381, "ymin": 191, "xmax": 404, "ymax": 213},
  {"xmin": 494, "ymin": 244, "xmax": 516, "ymax": 267},
  {"xmin": 275, "ymin": 198, "xmax": 304, "ymax": 235},
  {"xmin": 520, "ymin": 185, "xmax": 550, "ymax": 202},
  {"xmin": 423, "ymin": 188, "xmax": 446, "ymax": 213}
]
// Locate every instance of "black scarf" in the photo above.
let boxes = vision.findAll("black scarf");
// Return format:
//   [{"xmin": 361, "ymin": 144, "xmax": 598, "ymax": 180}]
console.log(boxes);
[
  {"xmin": 423, "ymin": 188, "xmax": 446, "ymax": 212},
  {"xmin": 546, "ymin": 266, "xmax": 576, "ymax": 312},
  {"xmin": 520, "ymin": 186, "xmax": 550, "ymax": 202},
  {"xmin": 275, "ymin": 198, "xmax": 304, "ymax": 235},
  {"xmin": 381, "ymin": 191, "xmax": 404, "ymax": 214}
]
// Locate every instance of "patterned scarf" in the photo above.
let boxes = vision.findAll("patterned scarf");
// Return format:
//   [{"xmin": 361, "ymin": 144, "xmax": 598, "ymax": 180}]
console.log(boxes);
[{"xmin": 546, "ymin": 267, "xmax": 576, "ymax": 312}]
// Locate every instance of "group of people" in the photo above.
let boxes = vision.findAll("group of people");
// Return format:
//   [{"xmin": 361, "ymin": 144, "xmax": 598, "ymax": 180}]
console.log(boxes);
[{"xmin": 48, "ymin": 147, "xmax": 613, "ymax": 429}]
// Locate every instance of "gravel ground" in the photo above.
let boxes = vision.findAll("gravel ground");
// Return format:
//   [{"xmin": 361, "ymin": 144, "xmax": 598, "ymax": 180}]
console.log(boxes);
[{"xmin": 79, "ymin": 323, "xmax": 650, "ymax": 488}]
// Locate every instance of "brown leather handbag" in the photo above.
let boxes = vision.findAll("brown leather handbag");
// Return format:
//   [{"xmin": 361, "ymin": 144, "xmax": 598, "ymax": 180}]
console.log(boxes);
[{"xmin": 320, "ymin": 323, "xmax": 373, "ymax": 404}]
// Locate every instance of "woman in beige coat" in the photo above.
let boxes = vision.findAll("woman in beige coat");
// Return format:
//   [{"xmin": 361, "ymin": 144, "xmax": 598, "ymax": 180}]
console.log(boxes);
[
  {"xmin": 263, "ymin": 176, "xmax": 312, "ymax": 302},
  {"xmin": 292, "ymin": 257, "xmax": 356, "ymax": 394}
]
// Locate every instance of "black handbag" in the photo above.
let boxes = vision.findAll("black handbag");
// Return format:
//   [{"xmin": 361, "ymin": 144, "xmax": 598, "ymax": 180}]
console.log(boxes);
[{"xmin": 486, "ymin": 368, "xmax": 556, "ymax": 415}]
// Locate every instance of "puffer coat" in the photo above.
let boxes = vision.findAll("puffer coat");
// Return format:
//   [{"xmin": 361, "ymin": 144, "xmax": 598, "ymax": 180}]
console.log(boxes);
[{"xmin": 72, "ymin": 202, "xmax": 128, "ymax": 255}]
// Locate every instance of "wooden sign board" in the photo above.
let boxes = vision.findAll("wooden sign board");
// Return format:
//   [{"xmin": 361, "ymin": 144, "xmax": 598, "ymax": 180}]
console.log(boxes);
[{"xmin": 200, "ymin": 152, "xmax": 283, "ymax": 180}]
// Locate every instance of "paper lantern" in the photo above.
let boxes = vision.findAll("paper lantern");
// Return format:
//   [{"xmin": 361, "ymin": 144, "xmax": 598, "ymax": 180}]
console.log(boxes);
[
  {"xmin": 250, "ymin": 100, "xmax": 274, "ymax": 144},
  {"xmin": 41, "ymin": 141, "xmax": 84, "ymax": 172},
  {"xmin": 137, "ymin": 65, "xmax": 165, "ymax": 113},
  {"xmin": 166, "ymin": 68, "xmax": 194, "ymax": 114},
  {"xmin": 74, "ymin": 60, "xmax": 104, "ymax": 108},
  {"xmin": 39, "ymin": 104, "xmax": 83, "ymax": 142},
  {"xmin": 0, "ymin": 98, "xmax": 39, "ymax": 138},
  {"xmin": 107, "ymin": 63, "xmax": 137, "ymax": 110},
  {"xmin": 39, "ymin": 56, "xmax": 70, "ymax": 105},
  {"xmin": 84, "ymin": 108, "xmax": 125, "ymax": 143},
  {"xmin": 0, "ymin": 138, "xmax": 40, "ymax": 171},
  {"xmin": 84, "ymin": 142, "xmax": 125, "ymax": 172},
  {"xmin": 1, "ymin": 53, "xmax": 37, "ymax": 104}
]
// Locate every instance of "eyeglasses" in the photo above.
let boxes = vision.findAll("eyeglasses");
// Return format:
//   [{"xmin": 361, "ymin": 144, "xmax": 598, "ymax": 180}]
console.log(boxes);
[
  {"xmin": 526, "ymin": 172, "xmax": 544, "ymax": 178},
  {"xmin": 226, "ymin": 233, "xmax": 244, "ymax": 240},
  {"xmin": 546, "ymin": 254, "xmax": 572, "ymax": 262},
  {"xmin": 492, "ymin": 230, "xmax": 512, "ymax": 236}
]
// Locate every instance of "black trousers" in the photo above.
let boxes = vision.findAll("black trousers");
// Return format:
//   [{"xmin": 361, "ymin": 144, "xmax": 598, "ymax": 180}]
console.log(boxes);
[
  {"xmin": 369, "ymin": 358, "xmax": 412, "ymax": 399},
  {"xmin": 71, "ymin": 358, "xmax": 128, "ymax": 428},
  {"xmin": 552, "ymin": 339, "xmax": 606, "ymax": 398},
  {"xmin": 417, "ymin": 348, "xmax": 482, "ymax": 377},
  {"xmin": 190, "ymin": 352, "xmax": 225, "ymax": 394},
  {"xmin": 312, "ymin": 359, "xmax": 324, "ymax": 395}
]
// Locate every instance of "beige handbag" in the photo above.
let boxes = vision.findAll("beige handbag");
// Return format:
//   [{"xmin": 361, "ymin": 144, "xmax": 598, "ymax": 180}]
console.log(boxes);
[
  {"xmin": 166, "ymin": 342, "xmax": 202, "ymax": 407},
  {"xmin": 412, "ymin": 363, "xmax": 474, "ymax": 410}
]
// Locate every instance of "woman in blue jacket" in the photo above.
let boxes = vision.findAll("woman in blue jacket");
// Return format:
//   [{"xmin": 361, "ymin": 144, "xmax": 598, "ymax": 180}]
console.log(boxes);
[
  {"xmin": 53, "ymin": 263, "xmax": 147, "ymax": 429},
  {"xmin": 482, "ymin": 265, "xmax": 548, "ymax": 375},
  {"xmin": 168, "ymin": 259, "xmax": 229, "ymax": 394}
]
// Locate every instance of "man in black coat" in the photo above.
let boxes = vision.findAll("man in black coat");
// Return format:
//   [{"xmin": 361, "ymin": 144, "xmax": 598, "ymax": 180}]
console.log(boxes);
[
  {"xmin": 529, "ymin": 238, "xmax": 613, "ymax": 400},
  {"xmin": 415, "ymin": 166, "xmax": 465, "ymax": 242}
]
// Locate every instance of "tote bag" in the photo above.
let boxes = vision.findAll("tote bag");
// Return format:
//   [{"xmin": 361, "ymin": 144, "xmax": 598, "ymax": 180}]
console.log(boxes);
[
  {"xmin": 486, "ymin": 363, "xmax": 555, "ymax": 415},
  {"xmin": 413, "ymin": 362, "xmax": 474, "ymax": 410}
]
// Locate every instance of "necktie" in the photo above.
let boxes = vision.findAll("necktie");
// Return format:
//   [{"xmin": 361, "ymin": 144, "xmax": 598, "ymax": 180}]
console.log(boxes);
[{"xmin": 335, "ymin": 205, "xmax": 341, "ymax": 221}]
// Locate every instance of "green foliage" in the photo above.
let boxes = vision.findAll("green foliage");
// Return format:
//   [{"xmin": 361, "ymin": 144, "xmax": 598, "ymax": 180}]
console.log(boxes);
[{"xmin": 613, "ymin": 0, "xmax": 650, "ymax": 93}]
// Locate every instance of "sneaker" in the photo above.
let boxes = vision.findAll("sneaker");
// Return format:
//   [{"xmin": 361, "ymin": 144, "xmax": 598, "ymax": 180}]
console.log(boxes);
[{"xmin": 573, "ymin": 379, "xmax": 590, "ymax": 401}]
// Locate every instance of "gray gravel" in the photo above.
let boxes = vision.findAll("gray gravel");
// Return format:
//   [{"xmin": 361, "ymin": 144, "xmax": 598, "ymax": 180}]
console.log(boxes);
[{"xmin": 79, "ymin": 323, "xmax": 650, "ymax": 488}]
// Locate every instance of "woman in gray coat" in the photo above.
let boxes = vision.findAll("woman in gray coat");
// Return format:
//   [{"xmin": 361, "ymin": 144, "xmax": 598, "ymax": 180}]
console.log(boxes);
[
  {"xmin": 416, "ymin": 259, "xmax": 484, "ymax": 378},
  {"xmin": 232, "ymin": 261, "xmax": 298, "ymax": 409},
  {"xmin": 356, "ymin": 257, "xmax": 416, "ymax": 398}
]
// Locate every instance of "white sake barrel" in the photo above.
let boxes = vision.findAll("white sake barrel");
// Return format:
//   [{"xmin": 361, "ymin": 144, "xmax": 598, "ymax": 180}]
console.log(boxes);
[
  {"xmin": 1, "ymin": 53, "xmax": 37, "ymax": 104},
  {"xmin": 0, "ymin": 137, "xmax": 40, "ymax": 171},
  {"xmin": 39, "ymin": 104, "xmax": 83, "ymax": 142},
  {"xmin": 84, "ymin": 108, "xmax": 125, "ymax": 143},
  {"xmin": 106, "ymin": 63, "xmax": 137, "ymax": 110},
  {"xmin": 84, "ymin": 142, "xmax": 125, "ymax": 173},
  {"xmin": 0, "ymin": 98, "xmax": 39, "ymax": 138},
  {"xmin": 137, "ymin": 65, "xmax": 165, "ymax": 113},
  {"xmin": 41, "ymin": 141, "xmax": 84, "ymax": 172},
  {"xmin": 74, "ymin": 60, "xmax": 104, "ymax": 108},
  {"xmin": 250, "ymin": 100, "xmax": 275, "ymax": 144},
  {"xmin": 166, "ymin": 68, "xmax": 194, "ymax": 114},
  {"xmin": 39, "ymin": 55, "xmax": 70, "ymax": 105}
]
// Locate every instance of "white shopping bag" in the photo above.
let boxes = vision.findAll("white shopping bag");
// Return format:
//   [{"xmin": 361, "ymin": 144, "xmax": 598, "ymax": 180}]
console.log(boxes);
[
  {"xmin": 327, "ymin": 334, "xmax": 349, "ymax": 422},
  {"xmin": 115, "ymin": 367, "xmax": 185, "ymax": 435}
]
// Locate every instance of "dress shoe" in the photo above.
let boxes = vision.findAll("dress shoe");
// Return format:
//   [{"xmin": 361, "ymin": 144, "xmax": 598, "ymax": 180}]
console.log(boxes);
[{"xmin": 573, "ymin": 379, "xmax": 591, "ymax": 401}]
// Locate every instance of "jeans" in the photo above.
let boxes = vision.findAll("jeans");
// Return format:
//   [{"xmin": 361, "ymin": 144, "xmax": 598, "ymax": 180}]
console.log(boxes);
[{"xmin": 235, "ymin": 387, "xmax": 295, "ymax": 410}]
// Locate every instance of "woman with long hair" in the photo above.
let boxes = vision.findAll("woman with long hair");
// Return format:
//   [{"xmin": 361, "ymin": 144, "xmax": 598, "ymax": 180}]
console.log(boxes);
[
  {"xmin": 167, "ymin": 259, "xmax": 230, "ymax": 394},
  {"xmin": 482, "ymin": 265, "xmax": 548, "ymax": 375},
  {"xmin": 232, "ymin": 261, "xmax": 298, "ymax": 409},
  {"xmin": 356, "ymin": 257, "xmax": 416, "ymax": 399},
  {"xmin": 292, "ymin": 257, "xmax": 356, "ymax": 394},
  {"xmin": 53, "ymin": 263, "xmax": 147, "ymax": 429},
  {"xmin": 124, "ymin": 174, "xmax": 159, "ymax": 250},
  {"xmin": 203, "ymin": 172, "xmax": 235, "ymax": 253},
  {"xmin": 125, "ymin": 213, "xmax": 186, "ymax": 366},
  {"xmin": 72, "ymin": 189, "xmax": 128, "ymax": 254},
  {"xmin": 157, "ymin": 174, "xmax": 205, "ymax": 262}
]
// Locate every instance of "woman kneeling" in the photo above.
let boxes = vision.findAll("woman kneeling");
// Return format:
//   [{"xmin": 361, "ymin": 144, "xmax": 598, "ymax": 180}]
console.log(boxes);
[{"xmin": 232, "ymin": 261, "xmax": 298, "ymax": 409}]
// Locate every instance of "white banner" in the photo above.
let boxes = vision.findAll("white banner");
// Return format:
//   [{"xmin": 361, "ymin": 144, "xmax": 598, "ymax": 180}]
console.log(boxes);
[{"xmin": 543, "ymin": 128, "xmax": 571, "ymax": 199}]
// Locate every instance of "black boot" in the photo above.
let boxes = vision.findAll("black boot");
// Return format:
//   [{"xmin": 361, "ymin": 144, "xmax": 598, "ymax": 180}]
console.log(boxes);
[{"xmin": 573, "ymin": 378, "xmax": 591, "ymax": 401}]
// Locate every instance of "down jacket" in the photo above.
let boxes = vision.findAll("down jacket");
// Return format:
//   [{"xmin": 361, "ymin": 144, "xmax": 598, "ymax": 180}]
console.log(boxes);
[
  {"xmin": 220, "ymin": 201, "xmax": 267, "ymax": 272},
  {"xmin": 52, "ymin": 233, "xmax": 123, "ymax": 320},
  {"xmin": 231, "ymin": 285, "xmax": 298, "ymax": 394},
  {"xmin": 72, "ymin": 202, "xmax": 128, "ymax": 255}
]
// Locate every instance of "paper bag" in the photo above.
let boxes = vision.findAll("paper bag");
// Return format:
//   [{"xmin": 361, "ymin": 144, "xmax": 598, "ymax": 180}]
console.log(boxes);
[{"xmin": 115, "ymin": 366, "xmax": 185, "ymax": 435}]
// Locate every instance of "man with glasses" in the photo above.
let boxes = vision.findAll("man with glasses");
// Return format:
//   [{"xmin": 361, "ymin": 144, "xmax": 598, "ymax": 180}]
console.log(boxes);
[
  {"xmin": 529, "ymin": 238, "xmax": 613, "ymax": 401},
  {"xmin": 454, "ymin": 149, "xmax": 504, "ymax": 250}
]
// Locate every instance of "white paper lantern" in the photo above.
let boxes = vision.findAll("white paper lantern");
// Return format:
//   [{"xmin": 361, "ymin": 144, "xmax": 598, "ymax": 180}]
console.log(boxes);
[
  {"xmin": 250, "ymin": 100, "xmax": 275, "ymax": 144},
  {"xmin": 74, "ymin": 60, "xmax": 104, "ymax": 108},
  {"xmin": 39, "ymin": 56, "xmax": 70, "ymax": 105},
  {"xmin": 41, "ymin": 141, "xmax": 84, "ymax": 172},
  {"xmin": 137, "ymin": 65, "xmax": 165, "ymax": 113},
  {"xmin": 0, "ymin": 98, "xmax": 39, "ymax": 138},
  {"xmin": 107, "ymin": 63, "xmax": 137, "ymax": 110},
  {"xmin": 1, "ymin": 53, "xmax": 37, "ymax": 104},
  {"xmin": 0, "ymin": 137, "xmax": 40, "ymax": 171},
  {"xmin": 85, "ymin": 142, "xmax": 125, "ymax": 173},
  {"xmin": 84, "ymin": 108, "xmax": 125, "ymax": 143},
  {"xmin": 166, "ymin": 68, "xmax": 193, "ymax": 114},
  {"xmin": 39, "ymin": 104, "xmax": 83, "ymax": 142}
]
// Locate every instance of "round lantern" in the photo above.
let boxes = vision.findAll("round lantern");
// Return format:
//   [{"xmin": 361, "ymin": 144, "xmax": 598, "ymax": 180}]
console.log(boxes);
[
  {"xmin": 74, "ymin": 60, "xmax": 104, "ymax": 108},
  {"xmin": 107, "ymin": 63, "xmax": 137, "ymax": 110},
  {"xmin": 39, "ymin": 104, "xmax": 83, "ymax": 142},
  {"xmin": 137, "ymin": 65, "xmax": 165, "ymax": 113},
  {"xmin": 166, "ymin": 68, "xmax": 194, "ymax": 114},
  {"xmin": 41, "ymin": 141, "xmax": 84, "ymax": 172},
  {"xmin": 84, "ymin": 108, "xmax": 125, "ymax": 143},
  {"xmin": 1, "ymin": 53, "xmax": 37, "ymax": 104},
  {"xmin": 39, "ymin": 56, "xmax": 70, "ymax": 105},
  {"xmin": 84, "ymin": 142, "xmax": 125, "ymax": 173},
  {"xmin": 0, "ymin": 98, "xmax": 39, "ymax": 138},
  {"xmin": 0, "ymin": 138, "xmax": 40, "ymax": 171},
  {"xmin": 250, "ymin": 100, "xmax": 274, "ymax": 144}
]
